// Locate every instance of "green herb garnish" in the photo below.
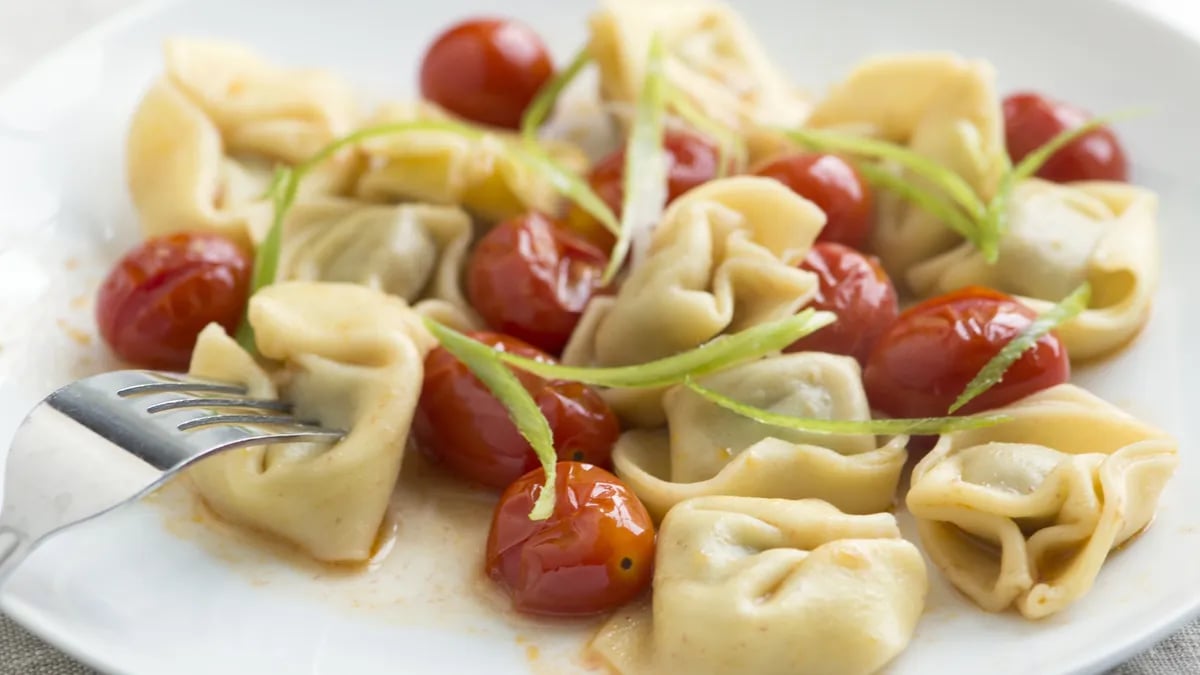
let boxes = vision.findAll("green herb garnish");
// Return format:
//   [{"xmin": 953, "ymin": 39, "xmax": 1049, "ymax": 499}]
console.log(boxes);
[
  {"xmin": 782, "ymin": 127, "xmax": 988, "ymax": 225},
  {"xmin": 685, "ymin": 378, "xmax": 1011, "ymax": 435},
  {"xmin": 782, "ymin": 111, "xmax": 1140, "ymax": 263},
  {"xmin": 948, "ymin": 282, "xmax": 1091, "ymax": 414},
  {"xmin": 520, "ymin": 46, "xmax": 592, "ymax": 143},
  {"xmin": 234, "ymin": 110, "xmax": 628, "ymax": 350},
  {"xmin": 423, "ymin": 318, "xmax": 559, "ymax": 520},
  {"xmin": 666, "ymin": 87, "xmax": 746, "ymax": 178},
  {"xmin": 429, "ymin": 309, "xmax": 834, "ymax": 389},
  {"xmin": 978, "ymin": 113, "xmax": 1137, "ymax": 255},
  {"xmin": 602, "ymin": 35, "xmax": 669, "ymax": 284}
]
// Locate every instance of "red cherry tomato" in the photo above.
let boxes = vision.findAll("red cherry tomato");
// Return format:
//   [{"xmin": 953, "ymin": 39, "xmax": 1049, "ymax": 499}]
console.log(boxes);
[
  {"xmin": 419, "ymin": 18, "xmax": 554, "ymax": 129},
  {"xmin": 863, "ymin": 287, "xmax": 1070, "ymax": 418},
  {"xmin": 486, "ymin": 462, "xmax": 655, "ymax": 616},
  {"xmin": 568, "ymin": 130, "xmax": 722, "ymax": 249},
  {"xmin": 786, "ymin": 243, "xmax": 898, "ymax": 365},
  {"xmin": 754, "ymin": 153, "xmax": 873, "ymax": 249},
  {"xmin": 95, "ymin": 232, "xmax": 251, "ymax": 370},
  {"xmin": 413, "ymin": 333, "xmax": 619, "ymax": 489},
  {"xmin": 1002, "ymin": 92, "xmax": 1129, "ymax": 183},
  {"xmin": 467, "ymin": 213, "xmax": 608, "ymax": 355}
]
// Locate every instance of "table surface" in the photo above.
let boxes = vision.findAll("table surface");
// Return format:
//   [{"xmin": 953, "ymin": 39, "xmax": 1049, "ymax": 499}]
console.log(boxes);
[{"xmin": 1, "ymin": 1, "xmax": 1198, "ymax": 674}]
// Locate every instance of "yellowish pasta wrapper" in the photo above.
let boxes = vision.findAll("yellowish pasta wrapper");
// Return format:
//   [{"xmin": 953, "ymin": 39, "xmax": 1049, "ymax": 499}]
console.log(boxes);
[
  {"xmin": 907, "ymin": 179, "xmax": 1159, "ymax": 360},
  {"xmin": 187, "ymin": 282, "xmax": 435, "ymax": 563},
  {"xmin": 612, "ymin": 353, "xmax": 907, "ymax": 519},
  {"xmin": 906, "ymin": 384, "xmax": 1178, "ymax": 619},
  {"xmin": 592, "ymin": 496, "xmax": 927, "ymax": 675}
]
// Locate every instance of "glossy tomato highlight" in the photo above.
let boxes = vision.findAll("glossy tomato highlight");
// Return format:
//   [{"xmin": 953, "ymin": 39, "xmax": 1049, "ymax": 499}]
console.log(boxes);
[
  {"xmin": 95, "ymin": 232, "xmax": 251, "ymax": 370},
  {"xmin": 863, "ymin": 287, "xmax": 1070, "ymax": 417},
  {"xmin": 787, "ymin": 242, "xmax": 898, "ymax": 365},
  {"xmin": 467, "ymin": 212, "xmax": 608, "ymax": 355},
  {"xmin": 413, "ymin": 333, "xmax": 619, "ymax": 489},
  {"xmin": 486, "ymin": 462, "xmax": 655, "ymax": 616},
  {"xmin": 1002, "ymin": 92, "xmax": 1129, "ymax": 183},
  {"xmin": 419, "ymin": 17, "xmax": 554, "ymax": 129}
]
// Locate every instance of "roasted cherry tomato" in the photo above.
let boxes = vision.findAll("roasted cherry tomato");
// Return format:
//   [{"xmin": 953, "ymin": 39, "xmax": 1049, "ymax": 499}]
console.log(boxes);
[
  {"xmin": 1002, "ymin": 92, "xmax": 1129, "ymax": 183},
  {"xmin": 568, "ymin": 130, "xmax": 722, "ymax": 249},
  {"xmin": 413, "ymin": 333, "xmax": 619, "ymax": 489},
  {"xmin": 786, "ymin": 243, "xmax": 898, "ymax": 365},
  {"xmin": 467, "ymin": 212, "xmax": 608, "ymax": 355},
  {"xmin": 754, "ymin": 153, "xmax": 873, "ymax": 249},
  {"xmin": 486, "ymin": 462, "xmax": 655, "ymax": 616},
  {"xmin": 863, "ymin": 286, "xmax": 1070, "ymax": 418},
  {"xmin": 96, "ymin": 232, "xmax": 251, "ymax": 370},
  {"xmin": 419, "ymin": 17, "xmax": 554, "ymax": 129}
]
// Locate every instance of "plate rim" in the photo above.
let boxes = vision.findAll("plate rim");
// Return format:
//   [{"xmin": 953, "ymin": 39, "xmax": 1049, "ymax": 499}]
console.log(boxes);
[{"xmin": 1, "ymin": 0, "xmax": 1199, "ymax": 673}]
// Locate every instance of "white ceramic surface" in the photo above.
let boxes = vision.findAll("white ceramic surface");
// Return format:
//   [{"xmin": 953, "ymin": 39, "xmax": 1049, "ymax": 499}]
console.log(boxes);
[{"xmin": 1, "ymin": 0, "xmax": 1199, "ymax": 673}]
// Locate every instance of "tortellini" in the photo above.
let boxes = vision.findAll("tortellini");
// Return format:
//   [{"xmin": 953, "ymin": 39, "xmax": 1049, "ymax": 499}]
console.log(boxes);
[
  {"xmin": 275, "ymin": 197, "xmax": 477, "ymax": 324},
  {"xmin": 187, "ymin": 282, "xmax": 435, "ymax": 563},
  {"xmin": 907, "ymin": 180, "xmax": 1159, "ymax": 360},
  {"xmin": 353, "ymin": 101, "xmax": 587, "ymax": 222},
  {"xmin": 589, "ymin": 0, "xmax": 810, "ymax": 162},
  {"xmin": 127, "ymin": 39, "xmax": 360, "ymax": 245},
  {"xmin": 906, "ymin": 384, "xmax": 1178, "ymax": 619},
  {"xmin": 612, "ymin": 353, "xmax": 908, "ymax": 520},
  {"xmin": 562, "ymin": 176, "xmax": 822, "ymax": 426},
  {"xmin": 807, "ymin": 53, "xmax": 1007, "ymax": 279},
  {"xmin": 592, "ymin": 496, "xmax": 928, "ymax": 675}
]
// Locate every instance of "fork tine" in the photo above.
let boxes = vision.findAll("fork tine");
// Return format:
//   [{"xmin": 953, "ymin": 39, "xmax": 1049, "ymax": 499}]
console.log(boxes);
[
  {"xmin": 117, "ymin": 382, "xmax": 247, "ymax": 397},
  {"xmin": 176, "ymin": 414, "xmax": 327, "ymax": 432},
  {"xmin": 145, "ymin": 398, "xmax": 293, "ymax": 414},
  {"xmin": 209, "ymin": 430, "xmax": 347, "ymax": 451}
]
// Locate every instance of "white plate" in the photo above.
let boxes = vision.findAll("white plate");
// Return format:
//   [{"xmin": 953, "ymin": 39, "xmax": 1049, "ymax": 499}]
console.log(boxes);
[{"xmin": 1, "ymin": 0, "xmax": 1199, "ymax": 673}]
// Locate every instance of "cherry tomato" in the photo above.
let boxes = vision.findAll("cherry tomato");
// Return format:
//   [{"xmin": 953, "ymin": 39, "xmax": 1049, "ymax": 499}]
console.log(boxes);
[
  {"xmin": 96, "ymin": 232, "xmax": 251, "ymax": 370},
  {"xmin": 467, "ymin": 213, "xmax": 608, "ymax": 355},
  {"xmin": 413, "ymin": 333, "xmax": 619, "ymax": 489},
  {"xmin": 568, "ymin": 130, "xmax": 723, "ymax": 249},
  {"xmin": 863, "ymin": 286, "xmax": 1069, "ymax": 418},
  {"xmin": 419, "ymin": 17, "xmax": 554, "ymax": 129},
  {"xmin": 786, "ymin": 243, "xmax": 898, "ymax": 365},
  {"xmin": 1002, "ymin": 92, "xmax": 1129, "ymax": 183},
  {"xmin": 486, "ymin": 462, "xmax": 655, "ymax": 616},
  {"xmin": 754, "ymin": 153, "xmax": 873, "ymax": 249}
]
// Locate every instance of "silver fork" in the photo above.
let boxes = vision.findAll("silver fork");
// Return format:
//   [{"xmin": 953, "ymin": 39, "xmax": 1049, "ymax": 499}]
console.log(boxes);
[{"xmin": 0, "ymin": 369, "xmax": 344, "ymax": 581}]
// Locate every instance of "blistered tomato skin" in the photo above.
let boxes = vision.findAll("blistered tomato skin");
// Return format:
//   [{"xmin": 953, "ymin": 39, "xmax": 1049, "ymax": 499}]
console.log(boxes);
[
  {"xmin": 418, "ymin": 18, "xmax": 554, "ymax": 129},
  {"xmin": 754, "ymin": 153, "xmax": 873, "ymax": 249},
  {"xmin": 95, "ymin": 232, "xmax": 252, "ymax": 371},
  {"xmin": 486, "ymin": 462, "xmax": 655, "ymax": 617},
  {"xmin": 467, "ymin": 213, "xmax": 608, "ymax": 355},
  {"xmin": 863, "ymin": 286, "xmax": 1070, "ymax": 418},
  {"xmin": 413, "ymin": 333, "xmax": 619, "ymax": 489},
  {"xmin": 569, "ymin": 130, "xmax": 723, "ymax": 249},
  {"xmin": 786, "ymin": 242, "xmax": 898, "ymax": 365},
  {"xmin": 1002, "ymin": 92, "xmax": 1129, "ymax": 183}
]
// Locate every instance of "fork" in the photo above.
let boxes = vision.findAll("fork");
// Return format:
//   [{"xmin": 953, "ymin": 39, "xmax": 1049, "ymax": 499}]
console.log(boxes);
[{"xmin": 0, "ymin": 369, "xmax": 344, "ymax": 581}]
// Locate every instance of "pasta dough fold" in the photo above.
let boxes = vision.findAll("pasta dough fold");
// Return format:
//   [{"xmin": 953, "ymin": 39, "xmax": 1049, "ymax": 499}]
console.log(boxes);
[
  {"xmin": 354, "ymin": 101, "xmax": 586, "ymax": 222},
  {"xmin": 588, "ymin": 0, "xmax": 810, "ymax": 162},
  {"xmin": 907, "ymin": 180, "xmax": 1159, "ymax": 360},
  {"xmin": 562, "ymin": 176, "xmax": 823, "ymax": 426},
  {"xmin": 592, "ymin": 496, "xmax": 927, "ymax": 675},
  {"xmin": 906, "ymin": 384, "xmax": 1178, "ymax": 618},
  {"xmin": 807, "ymin": 53, "xmax": 1007, "ymax": 279},
  {"xmin": 127, "ymin": 39, "xmax": 360, "ymax": 245},
  {"xmin": 612, "ymin": 353, "xmax": 907, "ymax": 520},
  {"xmin": 275, "ymin": 197, "xmax": 476, "ymax": 324},
  {"xmin": 187, "ymin": 282, "xmax": 434, "ymax": 562}
]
